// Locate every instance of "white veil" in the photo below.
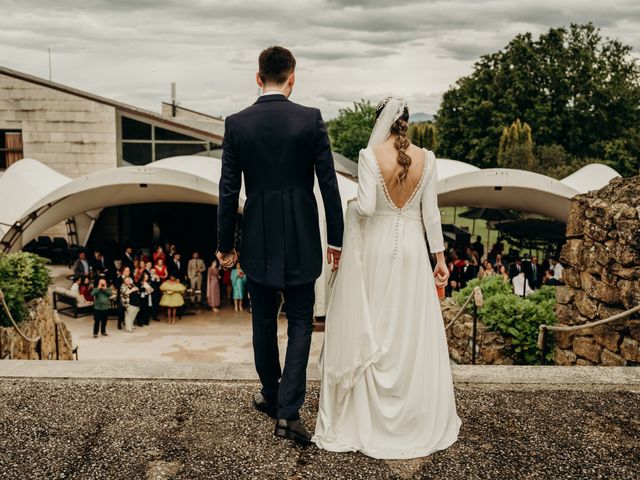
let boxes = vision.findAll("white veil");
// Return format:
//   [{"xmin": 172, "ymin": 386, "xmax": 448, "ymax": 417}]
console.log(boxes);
[{"xmin": 367, "ymin": 97, "xmax": 409, "ymax": 148}]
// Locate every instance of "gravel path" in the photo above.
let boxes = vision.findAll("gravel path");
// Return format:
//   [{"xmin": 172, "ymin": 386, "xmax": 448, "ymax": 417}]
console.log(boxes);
[{"xmin": 0, "ymin": 379, "xmax": 638, "ymax": 479}]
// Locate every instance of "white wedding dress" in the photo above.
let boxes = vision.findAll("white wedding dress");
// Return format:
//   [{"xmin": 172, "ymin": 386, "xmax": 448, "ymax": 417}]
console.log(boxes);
[{"xmin": 313, "ymin": 146, "xmax": 462, "ymax": 459}]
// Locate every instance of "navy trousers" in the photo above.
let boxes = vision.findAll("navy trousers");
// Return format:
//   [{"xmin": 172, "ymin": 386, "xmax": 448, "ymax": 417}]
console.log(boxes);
[{"xmin": 247, "ymin": 276, "xmax": 315, "ymax": 421}]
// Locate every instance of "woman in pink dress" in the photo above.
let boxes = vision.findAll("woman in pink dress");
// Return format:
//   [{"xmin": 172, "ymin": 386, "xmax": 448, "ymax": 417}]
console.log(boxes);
[{"xmin": 207, "ymin": 259, "xmax": 221, "ymax": 312}]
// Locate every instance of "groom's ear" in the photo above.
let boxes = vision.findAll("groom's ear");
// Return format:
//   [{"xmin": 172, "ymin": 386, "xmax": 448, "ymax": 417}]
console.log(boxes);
[
  {"xmin": 288, "ymin": 71, "xmax": 295, "ymax": 89},
  {"xmin": 256, "ymin": 72, "xmax": 264, "ymax": 89}
]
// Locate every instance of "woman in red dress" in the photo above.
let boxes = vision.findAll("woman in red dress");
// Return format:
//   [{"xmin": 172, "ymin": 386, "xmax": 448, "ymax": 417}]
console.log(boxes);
[
  {"xmin": 153, "ymin": 246, "xmax": 166, "ymax": 264},
  {"xmin": 154, "ymin": 258, "xmax": 168, "ymax": 282}
]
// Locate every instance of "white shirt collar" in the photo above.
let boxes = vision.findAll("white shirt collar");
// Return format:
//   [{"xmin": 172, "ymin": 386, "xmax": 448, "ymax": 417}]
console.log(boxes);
[{"xmin": 260, "ymin": 90, "xmax": 286, "ymax": 97}]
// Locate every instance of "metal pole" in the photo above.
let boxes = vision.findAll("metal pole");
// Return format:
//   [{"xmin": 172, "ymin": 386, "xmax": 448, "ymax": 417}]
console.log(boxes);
[{"xmin": 471, "ymin": 301, "xmax": 478, "ymax": 365}]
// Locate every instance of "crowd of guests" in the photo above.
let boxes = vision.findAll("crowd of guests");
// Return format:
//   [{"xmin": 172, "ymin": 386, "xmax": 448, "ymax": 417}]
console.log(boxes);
[
  {"xmin": 444, "ymin": 235, "xmax": 564, "ymax": 298},
  {"xmin": 70, "ymin": 244, "xmax": 250, "ymax": 337}
]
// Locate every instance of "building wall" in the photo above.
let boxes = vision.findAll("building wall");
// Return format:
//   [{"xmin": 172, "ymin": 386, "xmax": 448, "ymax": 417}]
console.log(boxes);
[
  {"xmin": 0, "ymin": 73, "xmax": 117, "ymax": 178},
  {"xmin": 0, "ymin": 73, "xmax": 118, "ymax": 238}
]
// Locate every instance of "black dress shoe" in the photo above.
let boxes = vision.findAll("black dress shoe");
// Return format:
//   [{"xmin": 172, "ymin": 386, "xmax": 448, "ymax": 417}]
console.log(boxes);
[
  {"xmin": 253, "ymin": 392, "xmax": 277, "ymax": 419},
  {"xmin": 274, "ymin": 419, "xmax": 312, "ymax": 446}
]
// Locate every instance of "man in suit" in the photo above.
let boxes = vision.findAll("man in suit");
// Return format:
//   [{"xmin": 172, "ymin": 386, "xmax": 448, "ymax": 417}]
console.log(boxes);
[
  {"xmin": 217, "ymin": 46, "xmax": 344, "ymax": 445},
  {"xmin": 73, "ymin": 251, "xmax": 91, "ymax": 279},
  {"xmin": 121, "ymin": 246, "xmax": 135, "ymax": 272},
  {"xmin": 187, "ymin": 251, "xmax": 206, "ymax": 303},
  {"xmin": 168, "ymin": 252, "xmax": 187, "ymax": 283},
  {"xmin": 509, "ymin": 257, "xmax": 523, "ymax": 279},
  {"xmin": 525, "ymin": 255, "xmax": 541, "ymax": 289}
]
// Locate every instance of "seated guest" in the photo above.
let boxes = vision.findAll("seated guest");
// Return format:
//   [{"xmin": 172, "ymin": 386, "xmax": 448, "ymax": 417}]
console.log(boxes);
[
  {"xmin": 80, "ymin": 277, "xmax": 94, "ymax": 302},
  {"xmin": 512, "ymin": 272, "xmax": 534, "ymax": 297},
  {"xmin": 499, "ymin": 265, "xmax": 509, "ymax": 282},
  {"xmin": 73, "ymin": 251, "xmax": 91, "ymax": 279},
  {"xmin": 479, "ymin": 261, "xmax": 496, "ymax": 278},
  {"xmin": 550, "ymin": 258, "xmax": 564, "ymax": 281},
  {"xmin": 493, "ymin": 253, "xmax": 504, "ymax": 272},
  {"xmin": 543, "ymin": 269, "xmax": 561, "ymax": 286}
]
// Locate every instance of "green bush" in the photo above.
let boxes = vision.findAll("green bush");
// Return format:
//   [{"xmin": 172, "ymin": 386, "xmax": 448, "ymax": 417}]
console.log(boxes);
[
  {"xmin": 0, "ymin": 252, "xmax": 52, "ymax": 327},
  {"xmin": 454, "ymin": 276, "xmax": 556, "ymax": 364}
]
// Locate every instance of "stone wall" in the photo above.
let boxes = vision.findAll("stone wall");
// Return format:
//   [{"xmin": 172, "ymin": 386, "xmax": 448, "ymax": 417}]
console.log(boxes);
[
  {"xmin": 555, "ymin": 176, "xmax": 640, "ymax": 366},
  {"xmin": 0, "ymin": 296, "xmax": 74, "ymax": 360},
  {"xmin": 441, "ymin": 298, "xmax": 514, "ymax": 365}
]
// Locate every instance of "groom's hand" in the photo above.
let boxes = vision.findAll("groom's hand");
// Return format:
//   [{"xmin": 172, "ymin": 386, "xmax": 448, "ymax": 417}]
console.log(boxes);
[
  {"xmin": 327, "ymin": 247, "xmax": 341, "ymax": 272},
  {"xmin": 216, "ymin": 250, "xmax": 237, "ymax": 270}
]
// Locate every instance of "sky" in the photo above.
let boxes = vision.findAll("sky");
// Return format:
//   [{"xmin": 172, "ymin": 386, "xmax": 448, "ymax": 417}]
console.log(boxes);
[{"xmin": 1, "ymin": 0, "xmax": 639, "ymax": 119}]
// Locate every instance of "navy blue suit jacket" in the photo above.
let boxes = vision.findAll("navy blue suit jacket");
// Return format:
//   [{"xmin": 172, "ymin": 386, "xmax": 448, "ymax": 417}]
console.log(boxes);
[{"xmin": 217, "ymin": 94, "xmax": 344, "ymax": 289}]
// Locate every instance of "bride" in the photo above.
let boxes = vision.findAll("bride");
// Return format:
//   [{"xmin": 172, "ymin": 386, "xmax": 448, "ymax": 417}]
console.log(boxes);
[{"xmin": 313, "ymin": 97, "xmax": 462, "ymax": 459}]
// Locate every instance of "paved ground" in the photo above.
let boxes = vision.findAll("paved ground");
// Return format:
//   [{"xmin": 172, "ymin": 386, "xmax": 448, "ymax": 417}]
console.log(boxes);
[
  {"xmin": 0, "ymin": 364, "xmax": 639, "ymax": 480},
  {"xmin": 52, "ymin": 266, "xmax": 324, "ymax": 364}
]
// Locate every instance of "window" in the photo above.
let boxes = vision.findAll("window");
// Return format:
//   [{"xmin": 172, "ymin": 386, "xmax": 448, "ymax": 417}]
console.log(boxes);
[
  {"xmin": 0, "ymin": 130, "xmax": 23, "ymax": 170},
  {"xmin": 118, "ymin": 115, "xmax": 215, "ymax": 166}
]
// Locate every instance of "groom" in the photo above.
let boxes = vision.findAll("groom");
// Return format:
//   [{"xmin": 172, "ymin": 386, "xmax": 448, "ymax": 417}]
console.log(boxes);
[{"xmin": 216, "ymin": 46, "xmax": 344, "ymax": 444}]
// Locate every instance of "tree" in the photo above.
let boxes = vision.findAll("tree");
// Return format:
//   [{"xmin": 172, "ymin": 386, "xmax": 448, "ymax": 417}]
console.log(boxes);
[
  {"xmin": 497, "ymin": 119, "xmax": 536, "ymax": 170},
  {"xmin": 409, "ymin": 122, "xmax": 438, "ymax": 151},
  {"xmin": 436, "ymin": 23, "xmax": 640, "ymax": 176},
  {"xmin": 326, "ymin": 100, "xmax": 376, "ymax": 161}
]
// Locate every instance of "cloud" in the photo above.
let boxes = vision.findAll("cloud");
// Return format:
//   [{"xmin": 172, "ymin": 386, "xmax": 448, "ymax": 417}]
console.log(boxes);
[{"xmin": 0, "ymin": 0, "xmax": 638, "ymax": 119}]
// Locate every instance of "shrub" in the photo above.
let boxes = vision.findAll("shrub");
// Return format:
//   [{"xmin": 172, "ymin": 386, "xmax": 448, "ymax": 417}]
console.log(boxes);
[
  {"xmin": 0, "ymin": 252, "xmax": 52, "ymax": 327},
  {"xmin": 454, "ymin": 276, "xmax": 556, "ymax": 364}
]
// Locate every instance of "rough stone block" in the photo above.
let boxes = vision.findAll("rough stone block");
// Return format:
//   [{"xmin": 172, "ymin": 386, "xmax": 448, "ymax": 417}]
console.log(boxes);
[
  {"xmin": 589, "ymin": 280, "xmax": 621, "ymax": 305},
  {"xmin": 600, "ymin": 348, "xmax": 627, "ymax": 366},
  {"xmin": 556, "ymin": 286, "xmax": 578, "ymax": 305},
  {"xmin": 615, "ymin": 219, "xmax": 640, "ymax": 247},
  {"xmin": 560, "ymin": 239, "xmax": 583, "ymax": 267},
  {"xmin": 553, "ymin": 348, "xmax": 576, "ymax": 366},
  {"xmin": 618, "ymin": 279, "xmax": 640, "ymax": 310},
  {"xmin": 592, "ymin": 325, "xmax": 622, "ymax": 352},
  {"xmin": 575, "ymin": 291, "xmax": 599, "ymax": 319},
  {"xmin": 597, "ymin": 304, "xmax": 628, "ymax": 331},
  {"xmin": 579, "ymin": 271, "xmax": 597, "ymax": 293},
  {"xmin": 555, "ymin": 304, "xmax": 588, "ymax": 326},
  {"xmin": 610, "ymin": 264, "xmax": 640, "ymax": 280},
  {"xmin": 553, "ymin": 330, "xmax": 574, "ymax": 349},
  {"xmin": 573, "ymin": 336, "xmax": 602, "ymax": 363},
  {"xmin": 565, "ymin": 201, "xmax": 586, "ymax": 237},
  {"xmin": 629, "ymin": 320, "xmax": 640, "ymax": 342},
  {"xmin": 584, "ymin": 221, "xmax": 608, "ymax": 242},
  {"xmin": 575, "ymin": 357, "xmax": 596, "ymax": 366},
  {"xmin": 619, "ymin": 337, "xmax": 640, "ymax": 363},
  {"xmin": 562, "ymin": 268, "xmax": 581, "ymax": 288}
]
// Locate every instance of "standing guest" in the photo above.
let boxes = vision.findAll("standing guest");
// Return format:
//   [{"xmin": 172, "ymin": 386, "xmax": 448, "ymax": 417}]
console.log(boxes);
[
  {"xmin": 222, "ymin": 268, "xmax": 232, "ymax": 301},
  {"xmin": 168, "ymin": 244, "xmax": 177, "ymax": 259},
  {"xmin": 114, "ymin": 266, "xmax": 131, "ymax": 330},
  {"xmin": 134, "ymin": 261, "xmax": 146, "ymax": 283},
  {"xmin": 73, "ymin": 251, "xmax": 91, "ymax": 279},
  {"xmin": 144, "ymin": 260, "xmax": 154, "ymax": 276},
  {"xmin": 471, "ymin": 235, "xmax": 484, "ymax": 261},
  {"xmin": 91, "ymin": 278, "xmax": 113, "ymax": 338},
  {"xmin": 508, "ymin": 257, "xmax": 523, "ymax": 279},
  {"xmin": 121, "ymin": 246, "xmax": 135, "ymax": 272},
  {"xmin": 188, "ymin": 252, "xmax": 206, "ymax": 304},
  {"xmin": 149, "ymin": 267, "xmax": 162, "ymax": 321},
  {"xmin": 527, "ymin": 256, "xmax": 541, "ymax": 289},
  {"xmin": 120, "ymin": 276, "xmax": 140, "ymax": 333},
  {"xmin": 92, "ymin": 250, "xmax": 111, "ymax": 279},
  {"xmin": 160, "ymin": 275, "xmax": 186, "ymax": 324},
  {"xmin": 231, "ymin": 262, "xmax": 247, "ymax": 312},
  {"xmin": 153, "ymin": 246, "xmax": 166, "ymax": 264},
  {"xmin": 551, "ymin": 258, "xmax": 564, "ymax": 281},
  {"xmin": 169, "ymin": 252, "xmax": 187, "ymax": 283},
  {"xmin": 154, "ymin": 258, "xmax": 168, "ymax": 281},
  {"xmin": 137, "ymin": 271, "xmax": 154, "ymax": 326},
  {"xmin": 207, "ymin": 259, "xmax": 222, "ymax": 312}
]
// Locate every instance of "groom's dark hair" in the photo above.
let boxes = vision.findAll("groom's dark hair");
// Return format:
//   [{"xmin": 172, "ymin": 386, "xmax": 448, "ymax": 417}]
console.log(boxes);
[{"xmin": 259, "ymin": 46, "xmax": 296, "ymax": 85}]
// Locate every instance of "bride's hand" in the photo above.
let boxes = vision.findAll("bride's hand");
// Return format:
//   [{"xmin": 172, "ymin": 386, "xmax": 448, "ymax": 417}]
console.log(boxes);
[{"xmin": 433, "ymin": 260, "xmax": 449, "ymax": 288}]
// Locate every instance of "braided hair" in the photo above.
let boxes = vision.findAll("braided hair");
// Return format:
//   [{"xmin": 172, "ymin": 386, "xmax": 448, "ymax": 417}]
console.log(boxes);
[{"xmin": 375, "ymin": 101, "xmax": 411, "ymax": 184}]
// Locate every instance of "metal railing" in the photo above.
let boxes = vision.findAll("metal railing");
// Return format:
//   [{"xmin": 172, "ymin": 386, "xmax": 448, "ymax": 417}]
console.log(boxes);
[
  {"xmin": 538, "ymin": 304, "xmax": 640, "ymax": 365},
  {"xmin": 445, "ymin": 286, "xmax": 484, "ymax": 364}
]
